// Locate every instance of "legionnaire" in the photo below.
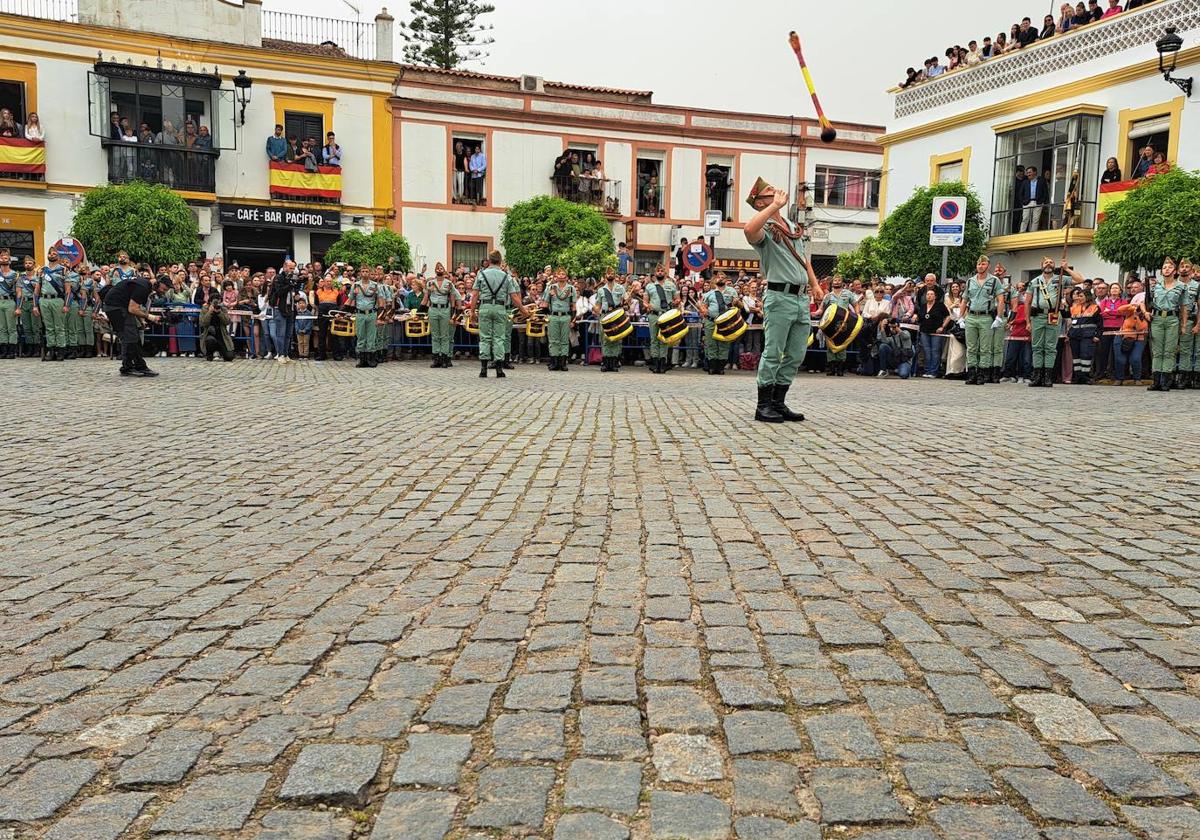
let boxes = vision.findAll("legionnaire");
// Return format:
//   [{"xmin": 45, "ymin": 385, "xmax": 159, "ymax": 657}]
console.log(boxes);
[
  {"xmin": 592, "ymin": 270, "xmax": 627, "ymax": 372},
  {"xmin": 0, "ymin": 249, "xmax": 19, "ymax": 358},
  {"xmin": 744, "ymin": 177, "xmax": 824, "ymax": 423},
  {"xmin": 17, "ymin": 255, "xmax": 40, "ymax": 358},
  {"xmin": 374, "ymin": 270, "xmax": 394, "ymax": 364},
  {"xmin": 33, "ymin": 248, "xmax": 74, "ymax": 361},
  {"xmin": 642, "ymin": 265, "xmax": 679, "ymax": 374},
  {"xmin": 1025, "ymin": 257, "xmax": 1078, "ymax": 387},
  {"xmin": 963, "ymin": 255, "xmax": 1007, "ymax": 385},
  {"xmin": 470, "ymin": 249, "xmax": 527, "ymax": 378},
  {"xmin": 1176, "ymin": 259, "xmax": 1197, "ymax": 389},
  {"xmin": 820, "ymin": 274, "xmax": 858, "ymax": 377},
  {"xmin": 1146, "ymin": 256, "xmax": 1188, "ymax": 392},
  {"xmin": 989, "ymin": 262, "xmax": 1011, "ymax": 383},
  {"xmin": 700, "ymin": 272, "xmax": 738, "ymax": 375},
  {"xmin": 422, "ymin": 262, "xmax": 462, "ymax": 368},
  {"xmin": 541, "ymin": 268, "xmax": 576, "ymax": 372},
  {"xmin": 111, "ymin": 251, "xmax": 138, "ymax": 286},
  {"xmin": 348, "ymin": 272, "xmax": 381, "ymax": 368},
  {"xmin": 498, "ymin": 266, "xmax": 517, "ymax": 370},
  {"xmin": 76, "ymin": 269, "xmax": 98, "ymax": 357}
]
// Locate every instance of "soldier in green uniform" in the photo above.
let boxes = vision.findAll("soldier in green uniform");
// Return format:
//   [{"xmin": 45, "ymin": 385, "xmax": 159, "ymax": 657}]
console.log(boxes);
[
  {"xmin": 0, "ymin": 249, "xmax": 19, "ymax": 359},
  {"xmin": 1176, "ymin": 259, "xmax": 1197, "ymax": 389},
  {"xmin": 700, "ymin": 272, "xmax": 738, "ymax": 375},
  {"xmin": 1146, "ymin": 256, "xmax": 1188, "ymax": 392},
  {"xmin": 64, "ymin": 268, "xmax": 84, "ymax": 359},
  {"xmin": 33, "ymin": 248, "xmax": 73, "ymax": 362},
  {"xmin": 77, "ymin": 270, "xmax": 98, "ymax": 357},
  {"xmin": 642, "ymin": 265, "xmax": 678, "ymax": 374},
  {"xmin": 963, "ymin": 255, "xmax": 1007, "ymax": 385},
  {"xmin": 744, "ymin": 177, "xmax": 824, "ymax": 423},
  {"xmin": 1024, "ymin": 257, "xmax": 1080, "ymax": 387},
  {"xmin": 591, "ymin": 271, "xmax": 628, "ymax": 372},
  {"xmin": 422, "ymin": 262, "xmax": 462, "ymax": 368},
  {"xmin": 541, "ymin": 267, "xmax": 576, "ymax": 372},
  {"xmin": 471, "ymin": 250, "xmax": 526, "ymax": 378},
  {"xmin": 348, "ymin": 274, "xmax": 381, "ymax": 368},
  {"xmin": 373, "ymin": 271, "xmax": 394, "ymax": 364},
  {"xmin": 820, "ymin": 274, "xmax": 859, "ymax": 377},
  {"xmin": 17, "ymin": 255, "xmax": 40, "ymax": 358}
]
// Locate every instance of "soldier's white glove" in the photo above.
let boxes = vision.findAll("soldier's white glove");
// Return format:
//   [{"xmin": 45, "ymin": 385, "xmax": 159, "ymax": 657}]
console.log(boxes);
[{"xmin": 991, "ymin": 316, "xmax": 1004, "ymax": 330}]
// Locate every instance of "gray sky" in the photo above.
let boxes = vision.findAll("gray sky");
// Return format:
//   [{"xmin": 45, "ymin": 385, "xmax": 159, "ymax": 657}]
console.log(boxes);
[{"xmin": 263, "ymin": 0, "xmax": 1043, "ymax": 126}]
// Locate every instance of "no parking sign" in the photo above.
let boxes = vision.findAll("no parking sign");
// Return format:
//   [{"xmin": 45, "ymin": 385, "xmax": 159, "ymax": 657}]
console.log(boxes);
[
  {"xmin": 929, "ymin": 197, "xmax": 966, "ymax": 247},
  {"xmin": 683, "ymin": 240, "xmax": 713, "ymax": 273}
]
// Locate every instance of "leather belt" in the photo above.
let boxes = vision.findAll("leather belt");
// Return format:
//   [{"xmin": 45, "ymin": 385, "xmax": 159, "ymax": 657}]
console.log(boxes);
[
  {"xmin": 1154, "ymin": 309, "xmax": 1176, "ymax": 317},
  {"xmin": 429, "ymin": 303, "xmax": 450, "ymax": 309},
  {"xmin": 767, "ymin": 281, "xmax": 803, "ymax": 295}
]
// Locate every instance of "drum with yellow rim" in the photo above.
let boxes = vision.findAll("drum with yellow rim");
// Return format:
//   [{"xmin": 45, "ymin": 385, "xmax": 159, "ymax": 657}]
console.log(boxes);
[
  {"xmin": 330, "ymin": 310, "xmax": 356, "ymax": 338},
  {"xmin": 525, "ymin": 313, "xmax": 548, "ymax": 338},
  {"xmin": 819, "ymin": 303, "xmax": 863, "ymax": 353},
  {"xmin": 601, "ymin": 308, "xmax": 633, "ymax": 341},
  {"xmin": 461, "ymin": 310, "xmax": 480, "ymax": 335},
  {"xmin": 404, "ymin": 309, "xmax": 430, "ymax": 339},
  {"xmin": 713, "ymin": 307, "xmax": 747, "ymax": 342},
  {"xmin": 655, "ymin": 308, "xmax": 688, "ymax": 346}
]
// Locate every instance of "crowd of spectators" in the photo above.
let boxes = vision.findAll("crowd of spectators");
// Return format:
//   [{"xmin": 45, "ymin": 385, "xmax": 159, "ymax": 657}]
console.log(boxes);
[
  {"xmin": 0, "ymin": 107, "xmax": 43, "ymax": 141},
  {"xmin": 550, "ymin": 151, "xmax": 616, "ymax": 212},
  {"xmin": 264, "ymin": 124, "xmax": 342, "ymax": 171},
  {"xmin": 899, "ymin": 0, "xmax": 1159, "ymax": 87}
]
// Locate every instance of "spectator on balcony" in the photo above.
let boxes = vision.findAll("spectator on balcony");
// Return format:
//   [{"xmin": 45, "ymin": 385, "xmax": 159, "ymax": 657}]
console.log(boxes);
[
  {"xmin": 266, "ymin": 124, "xmax": 287, "ymax": 162},
  {"xmin": 1091, "ymin": 0, "xmax": 1109, "ymax": 20},
  {"xmin": 1151, "ymin": 151, "xmax": 1171, "ymax": 175},
  {"xmin": 1040, "ymin": 14, "xmax": 1058, "ymax": 39},
  {"xmin": 980, "ymin": 36, "xmax": 994, "ymax": 57},
  {"xmin": 468, "ymin": 143, "xmax": 487, "ymax": 204},
  {"xmin": 1126, "ymin": 0, "xmax": 1148, "ymax": 7},
  {"xmin": 552, "ymin": 153, "xmax": 574, "ymax": 197},
  {"xmin": 157, "ymin": 120, "xmax": 180, "ymax": 145},
  {"xmin": 196, "ymin": 125, "xmax": 212, "ymax": 150},
  {"xmin": 453, "ymin": 141, "xmax": 468, "ymax": 201},
  {"xmin": 1132, "ymin": 145, "xmax": 1155, "ymax": 179},
  {"xmin": 322, "ymin": 132, "xmax": 342, "ymax": 167},
  {"xmin": 1020, "ymin": 166, "xmax": 1049, "ymax": 233},
  {"xmin": 0, "ymin": 109, "xmax": 21, "ymax": 139},
  {"xmin": 925, "ymin": 56, "xmax": 945, "ymax": 78},
  {"xmin": 1016, "ymin": 20, "xmax": 1037, "ymax": 48},
  {"xmin": 1072, "ymin": 2, "xmax": 1091, "ymax": 25},
  {"xmin": 108, "ymin": 111, "xmax": 121, "ymax": 141},
  {"xmin": 900, "ymin": 67, "xmax": 921, "ymax": 87},
  {"xmin": 22, "ymin": 112, "xmax": 42, "ymax": 142},
  {"xmin": 138, "ymin": 123, "xmax": 155, "ymax": 144},
  {"xmin": 965, "ymin": 41, "xmax": 982, "ymax": 66},
  {"xmin": 1057, "ymin": 3, "xmax": 1075, "ymax": 32},
  {"xmin": 285, "ymin": 134, "xmax": 300, "ymax": 162},
  {"xmin": 641, "ymin": 174, "xmax": 661, "ymax": 216},
  {"xmin": 182, "ymin": 121, "xmax": 198, "ymax": 148},
  {"xmin": 1101, "ymin": 156, "xmax": 1122, "ymax": 184},
  {"xmin": 296, "ymin": 138, "xmax": 319, "ymax": 173}
]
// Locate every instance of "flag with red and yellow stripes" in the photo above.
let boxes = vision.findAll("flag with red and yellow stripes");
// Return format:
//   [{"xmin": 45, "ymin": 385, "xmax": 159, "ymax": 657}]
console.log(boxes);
[
  {"xmin": 268, "ymin": 161, "xmax": 341, "ymax": 200},
  {"xmin": 0, "ymin": 137, "xmax": 46, "ymax": 175},
  {"xmin": 1097, "ymin": 179, "xmax": 1137, "ymax": 224}
]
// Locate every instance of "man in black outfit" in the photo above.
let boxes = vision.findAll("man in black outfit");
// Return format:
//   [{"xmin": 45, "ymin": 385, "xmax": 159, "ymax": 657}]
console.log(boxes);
[{"xmin": 104, "ymin": 274, "xmax": 169, "ymax": 377}]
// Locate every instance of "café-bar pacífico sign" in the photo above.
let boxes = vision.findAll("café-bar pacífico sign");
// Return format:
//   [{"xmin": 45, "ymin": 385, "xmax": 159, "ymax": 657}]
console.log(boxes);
[{"xmin": 219, "ymin": 203, "xmax": 341, "ymax": 232}]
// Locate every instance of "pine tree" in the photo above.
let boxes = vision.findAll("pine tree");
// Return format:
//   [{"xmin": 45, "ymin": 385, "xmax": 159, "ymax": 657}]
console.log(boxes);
[{"xmin": 401, "ymin": 0, "xmax": 495, "ymax": 69}]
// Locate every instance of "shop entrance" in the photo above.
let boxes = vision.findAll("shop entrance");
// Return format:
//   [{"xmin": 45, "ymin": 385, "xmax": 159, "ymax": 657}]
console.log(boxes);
[{"xmin": 223, "ymin": 225, "xmax": 293, "ymax": 273}]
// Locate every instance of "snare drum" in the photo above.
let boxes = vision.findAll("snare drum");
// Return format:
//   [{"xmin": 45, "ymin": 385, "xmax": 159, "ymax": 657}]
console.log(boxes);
[
  {"xmin": 404, "ymin": 310, "xmax": 430, "ymax": 339},
  {"xmin": 713, "ymin": 308, "xmax": 747, "ymax": 342},
  {"xmin": 601, "ymin": 308, "xmax": 633, "ymax": 341},
  {"xmin": 525, "ymin": 313, "xmax": 548, "ymax": 338},
  {"xmin": 461, "ymin": 310, "xmax": 480, "ymax": 335},
  {"xmin": 818, "ymin": 303, "xmax": 863, "ymax": 353},
  {"xmin": 330, "ymin": 310, "xmax": 356, "ymax": 338},
  {"xmin": 655, "ymin": 308, "xmax": 688, "ymax": 346}
]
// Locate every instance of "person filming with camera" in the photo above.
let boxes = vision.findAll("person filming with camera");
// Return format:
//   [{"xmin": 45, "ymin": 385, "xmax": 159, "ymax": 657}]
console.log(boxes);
[{"xmin": 875, "ymin": 317, "xmax": 914, "ymax": 379}]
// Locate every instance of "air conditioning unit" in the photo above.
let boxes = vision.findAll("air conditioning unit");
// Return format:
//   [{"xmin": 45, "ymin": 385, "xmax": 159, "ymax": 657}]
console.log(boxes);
[
  {"xmin": 194, "ymin": 207, "xmax": 212, "ymax": 236},
  {"xmin": 520, "ymin": 74, "xmax": 545, "ymax": 94}
]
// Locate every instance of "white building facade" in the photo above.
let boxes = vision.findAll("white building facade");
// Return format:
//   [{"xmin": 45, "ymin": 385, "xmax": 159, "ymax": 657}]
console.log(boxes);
[{"xmin": 880, "ymin": 0, "xmax": 1199, "ymax": 281}]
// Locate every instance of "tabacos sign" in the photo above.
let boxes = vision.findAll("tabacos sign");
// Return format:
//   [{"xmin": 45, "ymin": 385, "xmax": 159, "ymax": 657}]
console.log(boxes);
[{"xmin": 218, "ymin": 203, "xmax": 341, "ymax": 231}]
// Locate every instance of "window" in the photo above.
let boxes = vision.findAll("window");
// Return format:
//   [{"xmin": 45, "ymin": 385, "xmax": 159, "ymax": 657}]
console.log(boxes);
[
  {"xmin": 936, "ymin": 161, "xmax": 963, "ymax": 183},
  {"xmin": 0, "ymin": 81, "xmax": 25, "ymax": 123},
  {"xmin": 285, "ymin": 111, "xmax": 324, "ymax": 147},
  {"xmin": 704, "ymin": 157, "xmax": 733, "ymax": 219},
  {"xmin": 989, "ymin": 113, "xmax": 1101, "ymax": 237},
  {"xmin": 451, "ymin": 240, "xmax": 487, "ymax": 271},
  {"xmin": 1126, "ymin": 115, "xmax": 1169, "ymax": 176},
  {"xmin": 814, "ymin": 166, "xmax": 881, "ymax": 209},
  {"xmin": 636, "ymin": 155, "xmax": 665, "ymax": 217},
  {"xmin": 87, "ymin": 64, "xmax": 236, "ymax": 149},
  {"xmin": 452, "ymin": 134, "xmax": 486, "ymax": 206},
  {"xmin": 634, "ymin": 249, "xmax": 666, "ymax": 276}
]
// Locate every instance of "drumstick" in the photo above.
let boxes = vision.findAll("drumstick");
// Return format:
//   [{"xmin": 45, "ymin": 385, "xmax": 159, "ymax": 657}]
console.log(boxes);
[{"xmin": 788, "ymin": 31, "xmax": 836, "ymax": 144}]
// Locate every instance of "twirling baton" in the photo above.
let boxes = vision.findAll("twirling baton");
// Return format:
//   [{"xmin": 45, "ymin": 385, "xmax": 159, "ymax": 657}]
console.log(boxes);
[{"xmin": 788, "ymin": 31, "xmax": 837, "ymax": 144}]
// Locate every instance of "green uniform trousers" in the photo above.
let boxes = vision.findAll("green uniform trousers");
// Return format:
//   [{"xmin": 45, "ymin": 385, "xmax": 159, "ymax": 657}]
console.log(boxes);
[
  {"xmin": 1029, "ymin": 313, "xmax": 1057, "ymax": 369},
  {"xmin": 990, "ymin": 319, "xmax": 1006, "ymax": 367},
  {"xmin": 500, "ymin": 310, "xmax": 513, "ymax": 357},
  {"xmin": 66, "ymin": 301, "xmax": 83, "ymax": 347},
  {"xmin": 39, "ymin": 296, "xmax": 66, "ymax": 348},
  {"xmin": 647, "ymin": 312, "xmax": 666, "ymax": 360},
  {"xmin": 704, "ymin": 319, "xmax": 724, "ymax": 365},
  {"xmin": 429, "ymin": 307, "xmax": 452, "ymax": 355},
  {"xmin": 20, "ymin": 306, "xmax": 41, "ymax": 347},
  {"xmin": 756, "ymin": 289, "xmax": 811, "ymax": 387},
  {"xmin": 0, "ymin": 299, "xmax": 16, "ymax": 344},
  {"xmin": 1150, "ymin": 316, "xmax": 1180, "ymax": 374},
  {"xmin": 827, "ymin": 346, "xmax": 847, "ymax": 362},
  {"xmin": 965, "ymin": 313, "xmax": 994, "ymax": 370},
  {"xmin": 547, "ymin": 314, "xmax": 570, "ymax": 357},
  {"xmin": 1177, "ymin": 329, "xmax": 1196, "ymax": 372},
  {"xmin": 601, "ymin": 334, "xmax": 621, "ymax": 358},
  {"xmin": 478, "ymin": 303, "xmax": 507, "ymax": 361},
  {"xmin": 354, "ymin": 312, "xmax": 377, "ymax": 356},
  {"xmin": 82, "ymin": 310, "xmax": 95, "ymax": 347}
]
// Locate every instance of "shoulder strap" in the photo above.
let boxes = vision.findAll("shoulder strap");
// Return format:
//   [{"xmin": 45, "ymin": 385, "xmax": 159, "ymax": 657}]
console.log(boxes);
[
  {"xmin": 604, "ymin": 287, "xmax": 615, "ymax": 309},
  {"xmin": 654, "ymin": 283, "xmax": 667, "ymax": 309},
  {"xmin": 713, "ymin": 290, "xmax": 727, "ymax": 316}
]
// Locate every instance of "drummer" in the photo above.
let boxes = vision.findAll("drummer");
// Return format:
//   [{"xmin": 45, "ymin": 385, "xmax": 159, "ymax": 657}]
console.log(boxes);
[
  {"xmin": 592, "ymin": 269, "xmax": 627, "ymax": 373},
  {"xmin": 820, "ymin": 274, "xmax": 859, "ymax": 377},
  {"xmin": 699, "ymin": 271, "xmax": 738, "ymax": 375},
  {"xmin": 642, "ymin": 265, "xmax": 679, "ymax": 374}
]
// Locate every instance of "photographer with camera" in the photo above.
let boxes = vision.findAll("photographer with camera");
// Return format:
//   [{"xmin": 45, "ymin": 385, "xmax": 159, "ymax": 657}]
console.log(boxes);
[
  {"xmin": 875, "ymin": 317, "xmax": 914, "ymax": 379},
  {"xmin": 267, "ymin": 259, "xmax": 299, "ymax": 363},
  {"xmin": 199, "ymin": 294, "xmax": 235, "ymax": 362},
  {"xmin": 103, "ymin": 272, "xmax": 170, "ymax": 377}
]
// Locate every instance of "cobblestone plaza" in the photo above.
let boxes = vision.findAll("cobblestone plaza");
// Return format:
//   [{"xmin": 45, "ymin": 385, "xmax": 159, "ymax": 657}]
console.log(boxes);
[{"xmin": 1, "ymin": 361, "xmax": 1199, "ymax": 839}]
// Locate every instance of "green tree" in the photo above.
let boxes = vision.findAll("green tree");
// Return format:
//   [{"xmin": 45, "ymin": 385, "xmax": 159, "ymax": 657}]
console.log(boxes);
[
  {"xmin": 324, "ymin": 229, "xmax": 413, "ymax": 272},
  {"xmin": 554, "ymin": 241, "xmax": 616, "ymax": 281},
  {"xmin": 1094, "ymin": 168, "xmax": 1200, "ymax": 273},
  {"xmin": 401, "ymin": 0, "xmax": 495, "ymax": 69},
  {"xmin": 500, "ymin": 196, "xmax": 614, "ymax": 278},
  {"xmin": 70, "ymin": 182, "xmax": 198, "ymax": 265},
  {"xmin": 835, "ymin": 235, "xmax": 886, "ymax": 281},
  {"xmin": 876, "ymin": 181, "xmax": 988, "ymax": 278}
]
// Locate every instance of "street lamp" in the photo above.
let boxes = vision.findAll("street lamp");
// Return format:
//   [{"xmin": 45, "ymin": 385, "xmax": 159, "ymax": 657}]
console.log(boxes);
[
  {"xmin": 1156, "ymin": 27, "xmax": 1193, "ymax": 98},
  {"xmin": 233, "ymin": 70, "xmax": 253, "ymax": 126}
]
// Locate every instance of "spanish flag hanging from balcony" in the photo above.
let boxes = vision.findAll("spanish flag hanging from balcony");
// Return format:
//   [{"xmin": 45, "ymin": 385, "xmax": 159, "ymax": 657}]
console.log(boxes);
[
  {"xmin": 0, "ymin": 137, "xmax": 46, "ymax": 175},
  {"xmin": 268, "ymin": 161, "xmax": 341, "ymax": 200},
  {"xmin": 1097, "ymin": 179, "xmax": 1137, "ymax": 224}
]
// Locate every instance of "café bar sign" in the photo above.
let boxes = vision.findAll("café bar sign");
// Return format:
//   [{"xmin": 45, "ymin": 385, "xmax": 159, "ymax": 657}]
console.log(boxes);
[{"xmin": 218, "ymin": 203, "xmax": 341, "ymax": 232}]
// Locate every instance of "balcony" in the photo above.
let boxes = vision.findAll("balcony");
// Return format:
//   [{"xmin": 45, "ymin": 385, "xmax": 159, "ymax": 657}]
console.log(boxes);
[
  {"xmin": 551, "ymin": 175, "xmax": 621, "ymax": 216},
  {"xmin": 0, "ymin": 136, "xmax": 45, "ymax": 183},
  {"xmin": 103, "ymin": 140, "xmax": 217, "ymax": 194},
  {"xmin": 893, "ymin": 0, "xmax": 1199, "ymax": 119},
  {"xmin": 269, "ymin": 161, "xmax": 342, "ymax": 205},
  {"xmin": 262, "ymin": 9, "xmax": 378, "ymax": 60}
]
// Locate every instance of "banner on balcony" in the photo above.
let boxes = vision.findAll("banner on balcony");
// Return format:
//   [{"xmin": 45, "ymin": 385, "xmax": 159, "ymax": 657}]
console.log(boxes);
[
  {"xmin": 0, "ymin": 138, "xmax": 46, "ymax": 175},
  {"xmin": 1097, "ymin": 179, "xmax": 1136, "ymax": 223},
  {"xmin": 269, "ymin": 162, "xmax": 341, "ymax": 200}
]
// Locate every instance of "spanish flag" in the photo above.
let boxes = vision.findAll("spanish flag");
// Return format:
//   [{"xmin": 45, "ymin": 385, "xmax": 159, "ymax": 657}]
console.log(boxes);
[
  {"xmin": 269, "ymin": 161, "xmax": 341, "ymax": 200},
  {"xmin": 0, "ymin": 137, "xmax": 46, "ymax": 175},
  {"xmin": 1097, "ymin": 179, "xmax": 1136, "ymax": 224}
]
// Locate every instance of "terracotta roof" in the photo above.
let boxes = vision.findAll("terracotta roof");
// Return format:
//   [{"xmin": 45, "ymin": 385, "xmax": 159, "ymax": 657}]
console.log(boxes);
[
  {"xmin": 398, "ymin": 63, "xmax": 652, "ymax": 98},
  {"xmin": 262, "ymin": 38, "xmax": 350, "ymax": 58}
]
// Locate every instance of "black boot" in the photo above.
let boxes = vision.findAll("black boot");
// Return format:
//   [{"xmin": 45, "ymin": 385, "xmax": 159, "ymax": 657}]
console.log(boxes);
[
  {"xmin": 1027, "ymin": 368, "xmax": 1040, "ymax": 387},
  {"xmin": 1147, "ymin": 372, "xmax": 1163, "ymax": 391},
  {"xmin": 772, "ymin": 384, "xmax": 805, "ymax": 422},
  {"xmin": 825, "ymin": 363, "xmax": 835, "ymax": 376},
  {"xmin": 755, "ymin": 386, "xmax": 784, "ymax": 423},
  {"xmin": 836, "ymin": 361, "xmax": 845, "ymax": 376},
  {"xmin": 1044, "ymin": 367, "xmax": 1053, "ymax": 387},
  {"xmin": 494, "ymin": 360, "xmax": 506, "ymax": 378},
  {"xmin": 479, "ymin": 359, "xmax": 489, "ymax": 378},
  {"xmin": 356, "ymin": 354, "xmax": 370, "ymax": 368},
  {"xmin": 502, "ymin": 355, "xmax": 514, "ymax": 370},
  {"xmin": 547, "ymin": 356, "xmax": 556, "ymax": 371},
  {"xmin": 716, "ymin": 359, "xmax": 725, "ymax": 375},
  {"xmin": 444, "ymin": 354, "xmax": 453, "ymax": 368},
  {"xmin": 430, "ymin": 354, "xmax": 443, "ymax": 368},
  {"xmin": 561, "ymin": 356, "xmax": 570, "ymax": 371},
  {"xmin": 1164, "ymin": 372, "xmax": 1175, "ymax": 391},
  {"xmin": 965, "ymin": 367, "xmax": 978, "ymax": 384}
]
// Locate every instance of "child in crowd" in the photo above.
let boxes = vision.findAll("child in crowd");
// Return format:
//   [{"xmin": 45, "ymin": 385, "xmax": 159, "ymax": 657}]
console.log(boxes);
[{"xmin": 294, "ymin": 296, "xmax": 313, "ymax": 358}]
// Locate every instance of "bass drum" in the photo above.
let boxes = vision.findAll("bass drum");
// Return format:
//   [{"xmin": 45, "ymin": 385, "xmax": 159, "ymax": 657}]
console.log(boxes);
[
  {"xmin": 655, "ymin": 308, "xmax": 688, "ymax": 346},
  {"xmin": 601, "ymin": 308, "xmax": 633, "ymax": 341},
  {"xmin": 713, "ymin": 307, "xmax": 746, "ymax": 342},
  {"xmin": 819, "ymin": 303, "xmax": 863, "ymax": 353}
]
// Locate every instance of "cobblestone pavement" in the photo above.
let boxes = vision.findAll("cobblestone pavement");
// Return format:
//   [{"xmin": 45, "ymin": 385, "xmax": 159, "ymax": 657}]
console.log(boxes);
[{"xmin": 1, "ymin": 358, "xmax": 1199, "ymax": 840}]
